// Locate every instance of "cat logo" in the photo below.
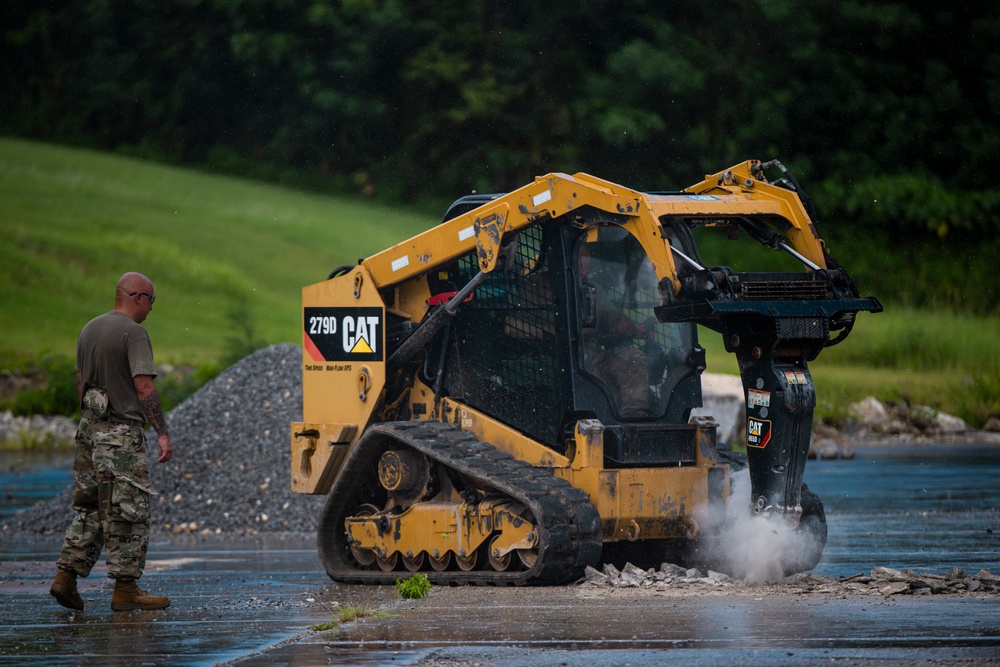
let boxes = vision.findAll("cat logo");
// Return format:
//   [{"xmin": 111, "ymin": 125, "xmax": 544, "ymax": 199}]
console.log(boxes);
[
  {"xmin": 342, "ymin": 315, "xmax": 378, "ymax": 354},
  {"xmin": 303, "ymin": 307, "xmax": 383, "ymax": 362},
  {"xmin": 747, "ymin": 417, "xmax": 772, "ymax": 449}
]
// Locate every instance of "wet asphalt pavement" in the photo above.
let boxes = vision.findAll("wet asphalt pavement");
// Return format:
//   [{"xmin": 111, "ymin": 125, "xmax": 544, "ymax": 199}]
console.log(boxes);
[
  {"xmin": 2, "ymin": 444, "xmax": 998, "ymax": 666},
  {"xmin": 0, "ymin": 535, "xmax": 346, "ymax": 666}
]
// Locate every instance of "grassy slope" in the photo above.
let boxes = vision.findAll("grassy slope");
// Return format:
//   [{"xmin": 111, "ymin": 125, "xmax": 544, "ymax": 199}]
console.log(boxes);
[
  {"xmin": 0, "ymin": 138, "xmax": 429, "ymax": 362},
  {"xmin": 1, "ymin": 139, "xmax": 996, "ymax": 424}
]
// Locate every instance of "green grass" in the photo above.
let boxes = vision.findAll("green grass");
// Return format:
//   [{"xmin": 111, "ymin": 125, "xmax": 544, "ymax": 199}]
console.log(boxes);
[
  {"xmin": 806, "ymin": 307, "xmax": 1000, "ymax": 426},
  {"xmin": 0, "ymin": 138, "xmax": 430, "ymax": 363},
  {"xmin": 1, "ymin": 138, "xmax": 997, "ymax": 426}
]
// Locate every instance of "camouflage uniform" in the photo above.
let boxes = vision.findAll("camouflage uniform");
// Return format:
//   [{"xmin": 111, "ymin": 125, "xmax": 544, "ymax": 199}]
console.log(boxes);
[{"xmin": 56, "ymin": 388, "xmax": 156, "ymax": 580}]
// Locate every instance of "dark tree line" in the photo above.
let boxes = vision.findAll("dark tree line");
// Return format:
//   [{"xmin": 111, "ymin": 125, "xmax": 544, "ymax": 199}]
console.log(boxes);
[{"xmin": 4, "ymin": 0, "xmax": 999, "ymax": 243}]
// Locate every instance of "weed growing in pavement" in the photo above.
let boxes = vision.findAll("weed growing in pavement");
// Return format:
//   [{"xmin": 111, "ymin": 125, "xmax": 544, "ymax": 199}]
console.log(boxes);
[
  {"xmin": 311, "ymin": 603, "xmax": 388, "ymax": 631},
  {"xmin": 395, "ymin": 572, "xmax": 431, "ymax": 599}
]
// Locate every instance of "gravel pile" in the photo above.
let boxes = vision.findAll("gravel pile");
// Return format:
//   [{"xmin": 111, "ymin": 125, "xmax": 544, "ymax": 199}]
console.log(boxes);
[{"xmin": 2, "ymin": 344, "xmax": 326, "ymax": 538}]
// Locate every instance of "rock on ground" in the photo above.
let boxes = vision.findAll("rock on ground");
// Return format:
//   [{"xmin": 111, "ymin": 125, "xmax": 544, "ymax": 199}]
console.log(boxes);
[
  {"xmin": 0, "ymin": 411, "xmax": 76, "ymax": 447},
  {"xmin": 849, "ymin": 395, "xmax": 974, "ymax": 437}
]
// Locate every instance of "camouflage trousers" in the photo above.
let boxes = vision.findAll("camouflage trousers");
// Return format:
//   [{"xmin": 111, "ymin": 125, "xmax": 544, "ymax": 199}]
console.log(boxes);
[{"xmin": 56, "ymin": 410, "xmax": 155, "ymax": 580}]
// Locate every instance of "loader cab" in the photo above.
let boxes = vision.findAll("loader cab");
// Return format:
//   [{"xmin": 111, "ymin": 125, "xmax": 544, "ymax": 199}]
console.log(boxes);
[
  {"xmin": 563, "ymin": 226, "xmax": 705, "ymax": 466},
  {"xmin": 568, "ymin": 226, "xmax": 700, "ymax": 423},
  {"xmin": 431, "ymin": 201, "xmax": 704, "ymax": 466}
]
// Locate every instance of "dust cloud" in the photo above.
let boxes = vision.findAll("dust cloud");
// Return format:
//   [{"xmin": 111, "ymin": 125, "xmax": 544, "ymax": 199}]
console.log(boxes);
[{"xmin": 694, "ymin": 469, "xmax": 825, "ymax": 583}]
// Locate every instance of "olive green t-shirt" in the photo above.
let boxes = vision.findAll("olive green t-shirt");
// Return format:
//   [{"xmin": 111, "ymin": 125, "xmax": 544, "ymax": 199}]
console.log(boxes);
[{"xmin": 76, "ymin": 311, "xmax": 157, "ymax": 424}]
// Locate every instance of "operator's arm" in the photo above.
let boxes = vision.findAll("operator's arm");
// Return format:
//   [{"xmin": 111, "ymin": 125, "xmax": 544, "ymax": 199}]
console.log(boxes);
[
  {"xmin": 134, "ymin": 374, "xmax": 173, "ymax": 463},
  {"xmin": 612, "ymin": 314, "xmax": 646, "ymax": 338},
  {"xmin": 598, "ymin": 289, "xmax": 646, "ymax": 339}
]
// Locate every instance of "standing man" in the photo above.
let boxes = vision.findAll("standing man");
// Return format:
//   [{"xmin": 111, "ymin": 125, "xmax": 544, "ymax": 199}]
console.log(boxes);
[{"xmin": 49, "ymin": 272, "xmax": 173, "ymax": 611}]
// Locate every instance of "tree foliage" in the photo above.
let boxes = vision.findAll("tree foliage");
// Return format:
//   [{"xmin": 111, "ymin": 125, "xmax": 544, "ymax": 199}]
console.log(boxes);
[{"xmin": 3, "ymin": 1, "xmax": 998, "ymax": 247}]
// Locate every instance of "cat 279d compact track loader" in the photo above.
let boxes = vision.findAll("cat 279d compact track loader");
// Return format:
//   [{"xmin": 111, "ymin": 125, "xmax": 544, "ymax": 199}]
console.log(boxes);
[{"xmin": 291, "ymin": 160, "xmax": 881, "ymax": 584}]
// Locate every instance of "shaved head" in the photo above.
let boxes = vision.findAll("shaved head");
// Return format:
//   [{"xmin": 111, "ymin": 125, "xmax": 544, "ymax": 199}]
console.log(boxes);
[
  {"xmin": 114, "ymin": 272, "xmax": 156, "ymax": 323},
  {"xmin": 116, "ymin": 272, "xmax": 153, "ymax": 299}
]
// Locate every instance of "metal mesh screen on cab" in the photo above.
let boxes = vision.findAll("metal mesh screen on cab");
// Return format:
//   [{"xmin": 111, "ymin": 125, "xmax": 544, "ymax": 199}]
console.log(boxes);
[{"xmin": 445, "ymin": 225, "xmax": 568, "ymax": 445}]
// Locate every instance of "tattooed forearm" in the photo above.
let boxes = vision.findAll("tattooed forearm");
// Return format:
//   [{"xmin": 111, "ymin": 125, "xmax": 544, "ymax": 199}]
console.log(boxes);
[{"xmin": 140, "ymin": 389, "xmax": 169, "ymax": 436}]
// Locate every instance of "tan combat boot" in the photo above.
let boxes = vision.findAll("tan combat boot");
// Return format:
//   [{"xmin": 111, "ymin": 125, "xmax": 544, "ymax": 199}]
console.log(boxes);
[
  {"xmin": 110, "ymin": 579, "xmax": 170, "ymax": 611},
  {"xmin": 50, "ymin": 568, "xmax": 85, "ymax": 611}
]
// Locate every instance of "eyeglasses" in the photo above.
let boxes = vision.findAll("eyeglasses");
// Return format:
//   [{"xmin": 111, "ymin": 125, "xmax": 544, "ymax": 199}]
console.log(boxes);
[{"xmin": 129, "ymin": 291, "xmax": 156, "ymax": 304}]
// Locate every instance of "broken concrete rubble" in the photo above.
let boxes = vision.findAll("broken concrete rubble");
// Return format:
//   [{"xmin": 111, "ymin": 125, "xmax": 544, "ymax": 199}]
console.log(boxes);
[{"xmin": 581, "ymin": 561, "xmax": 1000, "ymax": 598}]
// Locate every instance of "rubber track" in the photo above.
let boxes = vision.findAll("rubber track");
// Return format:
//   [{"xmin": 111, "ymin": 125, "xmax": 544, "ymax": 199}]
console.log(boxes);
[{"xmin": 317, "ymin": 421, "xmax": 603, "ymax": 585}]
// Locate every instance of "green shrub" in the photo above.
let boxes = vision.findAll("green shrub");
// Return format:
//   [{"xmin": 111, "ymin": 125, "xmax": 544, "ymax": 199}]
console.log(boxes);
[
  {"xmin": 395, "ymin": 572, "xmax": 431, "ymax": 600},
  {"xmin": 0, "ymin": 353, "xmax": 77, "ymax": 416},
  {"xmin": 818, "ymin": 174, "xmax": 1000, "ymax": 238},
  {"xmin": 0, "ymin": 353, "xmax": 219, "ymax": 418},
  {"xmin": 155, "ymin": 362, "xmax": 221, "ymax": 412},
  {"xmin": 947, "ymin": 371, "xmax": 1000, "ymax": 428},
  {"xmin": 220, "ymin": 292, "xmax": 267, "ymax": 368}
]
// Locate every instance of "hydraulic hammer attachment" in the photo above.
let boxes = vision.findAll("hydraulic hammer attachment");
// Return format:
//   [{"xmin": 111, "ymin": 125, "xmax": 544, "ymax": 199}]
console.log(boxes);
[{"xmin": 656, "ymin": 269, "xmax": 882, "ymax": 520}]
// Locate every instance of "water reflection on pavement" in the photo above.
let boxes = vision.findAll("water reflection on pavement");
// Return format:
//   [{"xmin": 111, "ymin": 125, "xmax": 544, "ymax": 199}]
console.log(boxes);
[
  {"xmin": 808, "ymin": 445, "xmax": 1000, "ymax": 579},
  {"xmin": 1, "ymin": 444, "xmax": 998, "ymax": 666},
  {"xmin": 0, "ymin": 536, "xmax": 362, "ymax": 666}
]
